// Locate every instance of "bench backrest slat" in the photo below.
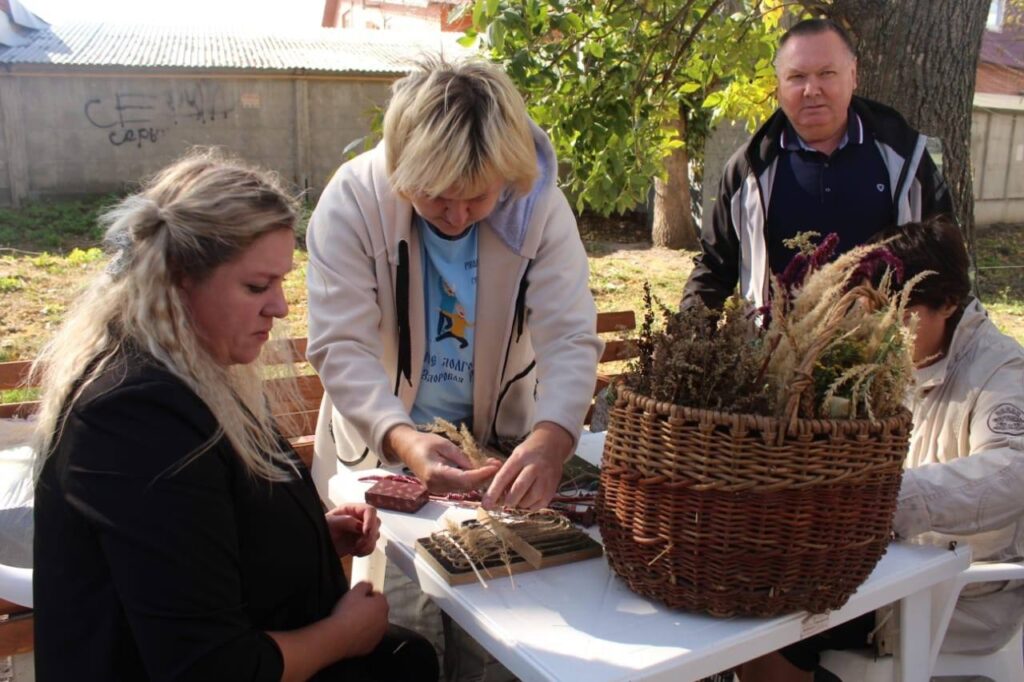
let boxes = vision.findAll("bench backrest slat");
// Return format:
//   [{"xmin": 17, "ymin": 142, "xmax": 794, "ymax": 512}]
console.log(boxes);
[
  {"xmin": 0, "ymin": 360, "xmax": 33, "ymax": 392},
  {"xmin": 596, "ymin": 310, "xmax": 635, "ymax": 334},
  {"xmin": 1, "ymin": 307, "xmax": 638, "ymax": 426}
]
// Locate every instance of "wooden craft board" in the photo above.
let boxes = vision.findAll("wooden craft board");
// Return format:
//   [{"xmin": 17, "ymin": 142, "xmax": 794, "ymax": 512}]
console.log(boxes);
[{"xmin": 415, "ymin": 520, "xmax": 603, "ymax": 586}]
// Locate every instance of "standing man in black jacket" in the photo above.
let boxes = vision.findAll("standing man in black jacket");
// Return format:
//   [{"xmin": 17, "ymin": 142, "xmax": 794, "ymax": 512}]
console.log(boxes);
[{"xmin": 681, "ymin": 18, "xmax": 953, "ymax": 310}]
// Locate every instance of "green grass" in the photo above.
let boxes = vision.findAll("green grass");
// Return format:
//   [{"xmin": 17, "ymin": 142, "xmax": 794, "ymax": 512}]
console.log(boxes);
[
  {"xmin": 0, "ymin": 275, "xmax": 24, "ymax": 292},
  {"xmin": 0, "ymin": 387, "xmax": 38, "ymax": 404},
  {"xmin": 0, "ymin": 195, "xmax": 117, "ymax": 252},
  {"xmin": 975, "ymin": 223, "xmax": 1024, "ymax": 340},
  {"xmin": 0, "ymin": 197, "xmax": 1023, "ymax": 365}
]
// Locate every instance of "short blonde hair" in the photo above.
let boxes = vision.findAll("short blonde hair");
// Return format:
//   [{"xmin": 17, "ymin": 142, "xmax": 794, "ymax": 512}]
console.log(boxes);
[
  {"xmin": 32, "ymin": 149, "xmax": 301, "ymax": 482},
  {"xmin": 384, "ymin": 56, "xmax": 539, "ymax": 198}
]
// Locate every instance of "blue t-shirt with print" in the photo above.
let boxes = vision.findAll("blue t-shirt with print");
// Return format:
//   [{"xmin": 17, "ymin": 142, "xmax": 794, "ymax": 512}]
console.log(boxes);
[{"xmin": 410, "ymin": 216, "xmax": 478, "ymax": 427}]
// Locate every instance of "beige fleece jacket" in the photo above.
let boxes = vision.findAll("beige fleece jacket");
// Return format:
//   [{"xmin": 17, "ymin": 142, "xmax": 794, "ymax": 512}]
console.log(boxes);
[{"xmin": 304, "ymin": 136, "xmax": 602, "ymax": 495}]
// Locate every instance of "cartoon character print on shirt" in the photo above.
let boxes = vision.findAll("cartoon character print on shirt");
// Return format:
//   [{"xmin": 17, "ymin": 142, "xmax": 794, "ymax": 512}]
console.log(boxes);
[
  {"xmin": 437, "ymin": 279, "xmax": 458, "ymax": 337},
  {"xmin": 435, "ymin": 277, "xmax": 473, "ymax": 350}
]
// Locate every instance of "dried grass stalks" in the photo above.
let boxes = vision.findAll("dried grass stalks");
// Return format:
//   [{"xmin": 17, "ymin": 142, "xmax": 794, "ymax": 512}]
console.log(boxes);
[
  {"xmin": 627, "ymin": 236, "xmax": 917, "ymax": 422},
  {"xmin": 434, "ymin": 510, "xmax": 575, "ymax": 586},
  {"xmin": 628, "ymin": 284, "xmax": 770, "ymax": 413},
  {"xmin": 419, "ymin": 417, "xmax": 490, "ymax": 468},
  {"xmin": 766, "ymin": 243, "xmax": 918, "ymax": 422}
]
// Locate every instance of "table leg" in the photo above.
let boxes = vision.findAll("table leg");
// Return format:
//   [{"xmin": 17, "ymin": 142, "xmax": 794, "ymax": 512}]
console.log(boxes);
[{"xmin": 896, "ymin": 589, "xmax": 931, "ymax": 682}]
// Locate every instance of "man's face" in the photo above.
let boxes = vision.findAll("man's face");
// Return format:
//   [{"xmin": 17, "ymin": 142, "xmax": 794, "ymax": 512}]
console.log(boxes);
[{"xmin": 775, "ymin": 30, "xmax": 858, "ymax": 149}]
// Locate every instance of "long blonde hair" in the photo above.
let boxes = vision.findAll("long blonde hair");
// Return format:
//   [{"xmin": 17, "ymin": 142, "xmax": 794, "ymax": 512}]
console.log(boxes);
[{"xmin": 32, "ymin": 149, "xmax": 301, "ymax": 481}]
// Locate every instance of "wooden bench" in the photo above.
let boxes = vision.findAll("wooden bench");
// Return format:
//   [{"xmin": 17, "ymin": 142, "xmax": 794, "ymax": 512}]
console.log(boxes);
[
  {"xmin": 0, "ymin": 308, "xmax": 636, "ymax": 458},
  {"xmin": 594, "ymin": 309, "xmax": 638, "ymax": 393},
  {"xmin": 0, "ymin": 340, "xmax": 323, "ymax": 467},
  {"xmin": 0, "ymin": 598, "xmax": 31, "ymax": 657}
]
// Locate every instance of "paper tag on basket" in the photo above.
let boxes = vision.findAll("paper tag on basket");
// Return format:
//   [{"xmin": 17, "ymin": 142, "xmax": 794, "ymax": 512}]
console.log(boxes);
[{"xmin": 800, "ymin": 612, "xmax": 831, "ymax": 638}]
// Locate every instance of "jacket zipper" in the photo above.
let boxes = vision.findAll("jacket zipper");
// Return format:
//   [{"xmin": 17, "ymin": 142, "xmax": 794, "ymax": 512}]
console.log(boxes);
[
  {"xmin": 489, "ymin": 261, "xmax": 534, "ymax": 441},
  {"xmin": 337, "ymin": 239, "xmax": 411, "ymax": 468}
]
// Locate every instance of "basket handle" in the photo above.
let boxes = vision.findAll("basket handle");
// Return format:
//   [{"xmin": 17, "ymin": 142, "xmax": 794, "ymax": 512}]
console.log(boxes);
[{"xmin": 781, "ymin": 369, "xmax": 813, "ymax": 442}]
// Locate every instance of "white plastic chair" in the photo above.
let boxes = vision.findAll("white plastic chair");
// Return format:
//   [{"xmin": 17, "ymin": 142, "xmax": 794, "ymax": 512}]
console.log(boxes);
[
  {"xmin": 0, "ymin": 562, "xmax": 32, "ymax": 608},
  {"xmin": 0, "ymin": 562, "xmax": 34, "ymax": 682},
  {"xmin": 821, "ymin": 561, "xmax": 1024, "ymax": 681},
  {"xmin": 0, "ymin": 443, "xmax": 35, "ymax": 680}
]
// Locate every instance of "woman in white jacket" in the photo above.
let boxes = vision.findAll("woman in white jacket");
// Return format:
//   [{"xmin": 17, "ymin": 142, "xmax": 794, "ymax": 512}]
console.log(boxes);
[
  {"xmin": 876, "ymin": 217, "xmax": 1024, "ymax": 657},
  {"xmin": 305, "ymin": 56, "xmax": 601, "ymax": 509},
  {"xmin": 305, "ymin": 56, "xmax": 602, "ymax": 680},
  {"xmin": 742, "ymin": 217, "xmax": 1024, "ymax": 680}
]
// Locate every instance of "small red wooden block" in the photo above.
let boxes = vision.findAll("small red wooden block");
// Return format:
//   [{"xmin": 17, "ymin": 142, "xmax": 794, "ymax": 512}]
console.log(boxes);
[{"xmin": 365, "ymin": 479, "xmax": 429, "ymax": 513}]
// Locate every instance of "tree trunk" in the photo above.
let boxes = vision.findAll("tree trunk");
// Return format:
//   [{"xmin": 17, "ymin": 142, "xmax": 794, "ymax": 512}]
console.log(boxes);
[
  {"xmin": 652, "ymin": 114, "xmax": 698, "ymax": 250},
  {"xmin": 827, "ymin": 0, "xmax": 989, "ymax": 274}
]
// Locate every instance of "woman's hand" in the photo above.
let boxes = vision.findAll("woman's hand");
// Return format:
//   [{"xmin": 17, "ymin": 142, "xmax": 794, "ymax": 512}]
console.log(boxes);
[
  {"xmin": 384, "ymin": 425, "xmax": 500, "ymax": 494},
  {"xmin": 325, "ymin": 503, "xmax": 379, "ymax": 557},
  {"xmin": 268, "ymin": 581, "xmax": 389, "ymax": 680},
  {"xmin": 482, "ymin": 422, "xmax": 573, "ymax": 510},
  {"xmin": 330, "ymin": 581, "xmax": 389, "ymax": 658}
]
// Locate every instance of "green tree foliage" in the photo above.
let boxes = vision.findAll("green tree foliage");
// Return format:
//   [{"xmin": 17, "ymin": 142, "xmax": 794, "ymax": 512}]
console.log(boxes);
[{"xmin": 464, "ymin": 0, "xmax": 784, "ymax": 226}]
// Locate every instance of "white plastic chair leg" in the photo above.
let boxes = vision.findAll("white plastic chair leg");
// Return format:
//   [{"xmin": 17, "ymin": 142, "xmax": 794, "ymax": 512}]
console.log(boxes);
[{"xmin": 934, "ymin": 624, "xmax": 1023, "ymax": 682}]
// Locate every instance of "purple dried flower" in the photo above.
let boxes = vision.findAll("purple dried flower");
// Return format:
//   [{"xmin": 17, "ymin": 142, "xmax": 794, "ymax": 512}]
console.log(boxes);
[
  {"xmin": 810, "ymin": 233, "xmax": 840, "ymax": 268},
  {"xmin": 777, "ymin": 252, "xmax": 810, "ymax": 292},
  {"xmin": 878, "ymin": 249, "xmax": 905, "ymax": 284},
  {"xmin": 849, "ymin": 247, "xmax": 905, "ymax": 288}
]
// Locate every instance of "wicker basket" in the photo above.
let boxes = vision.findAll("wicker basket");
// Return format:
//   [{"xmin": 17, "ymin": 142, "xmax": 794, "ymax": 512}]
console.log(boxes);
[{"xmin": 596, "ymin": 387, "xmax": 911, "ymax": 617}]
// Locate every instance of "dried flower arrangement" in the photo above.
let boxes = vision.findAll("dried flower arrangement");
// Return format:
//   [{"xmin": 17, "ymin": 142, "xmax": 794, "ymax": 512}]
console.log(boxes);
[
  {"xmin": 764, "ymin": 233, "xmax": 922, "ymax": 424},
  {"xmin": 598, "ymin": 233, "xmax": 919, "ymax": 617},
  {"xmin": 626, "ymin": 232, "xmax": 918, "ymax": 423},
  {"xmin": 628, "ymin": 284, "xmax": 769, "ymax": 414}
]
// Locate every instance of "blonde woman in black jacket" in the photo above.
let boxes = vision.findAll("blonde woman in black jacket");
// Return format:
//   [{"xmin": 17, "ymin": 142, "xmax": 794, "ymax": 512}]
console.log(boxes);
[{"xmin": 31, "ymin": 151, "xmax": 438, "ymax": 682}]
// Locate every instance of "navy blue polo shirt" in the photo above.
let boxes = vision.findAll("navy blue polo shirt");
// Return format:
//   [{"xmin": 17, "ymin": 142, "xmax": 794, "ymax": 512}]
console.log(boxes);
[{"xmin": 765, "ymin": 111, "xmax": 894, "ymax": 273}]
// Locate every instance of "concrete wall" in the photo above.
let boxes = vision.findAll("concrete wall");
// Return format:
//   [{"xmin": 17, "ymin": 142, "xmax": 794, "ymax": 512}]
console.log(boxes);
[
  {"xmin": 700, "ymin": 119, "xmax": 749, "ymax": 229},
  {"xmin": 972, "ymin": 96, "xmax": 1024, "ymax": 225},
  {"xmin": 307, "ymin": 79, "xmax": 392, "ymax": 191},
  {"xmin": 0, "ymin": 79, "xmax": 11, "ymax": 206},
  {"xmin": 0, "ymin": 70, "xmax": 394, "ymax": 206}
]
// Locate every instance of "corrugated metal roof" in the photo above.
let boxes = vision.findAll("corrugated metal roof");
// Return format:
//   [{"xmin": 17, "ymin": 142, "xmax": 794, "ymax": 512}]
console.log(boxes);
[
  {"xmin": 981, "ymin": 27, "xmax": 1024, "ymax": 71},
  {"xmin": 0, "ymin": 22, "xmax": 469, "ymax": 72}
]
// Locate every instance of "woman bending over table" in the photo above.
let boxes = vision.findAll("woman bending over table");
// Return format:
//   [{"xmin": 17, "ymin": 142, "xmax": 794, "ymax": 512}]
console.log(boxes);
[{"xmin": 304, "ymin": 55, "xmax": 602, "ymax": 681}]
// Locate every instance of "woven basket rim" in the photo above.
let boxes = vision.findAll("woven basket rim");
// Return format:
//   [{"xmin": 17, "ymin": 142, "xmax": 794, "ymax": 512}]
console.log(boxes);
[{"xmin": 613, "ymin": 385, "xmax": 912, "ymax": 435}]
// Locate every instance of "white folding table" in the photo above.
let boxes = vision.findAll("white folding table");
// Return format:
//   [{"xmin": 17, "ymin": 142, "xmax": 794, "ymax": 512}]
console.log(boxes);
[{"xmin": 328, "ymin": 432, "xmax": 971, "ymax": 682}]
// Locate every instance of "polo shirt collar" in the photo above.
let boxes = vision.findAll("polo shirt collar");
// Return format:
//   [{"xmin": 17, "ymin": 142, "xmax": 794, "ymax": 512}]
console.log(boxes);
[{"xmin": 780, "ymin": 109, "xmax": 864, "ymax": 152}]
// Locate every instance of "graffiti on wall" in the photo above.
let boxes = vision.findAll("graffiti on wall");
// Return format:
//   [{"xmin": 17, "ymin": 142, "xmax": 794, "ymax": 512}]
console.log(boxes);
[{"xmin": 84, "ymin": 82, "xmax": 237, "ymax": 148}]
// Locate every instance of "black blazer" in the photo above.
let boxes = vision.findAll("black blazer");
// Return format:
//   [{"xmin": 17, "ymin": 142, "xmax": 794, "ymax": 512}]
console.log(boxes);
[{"xmin": 34, "ymin": 349, "xmax": 346, "ymax": 681}]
